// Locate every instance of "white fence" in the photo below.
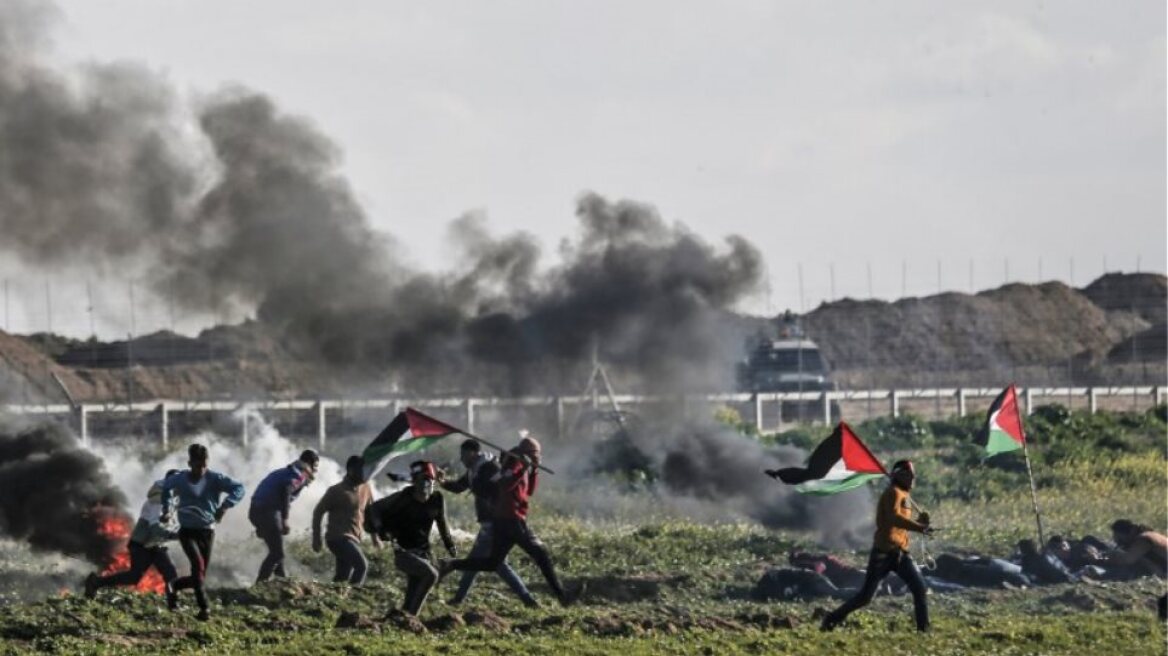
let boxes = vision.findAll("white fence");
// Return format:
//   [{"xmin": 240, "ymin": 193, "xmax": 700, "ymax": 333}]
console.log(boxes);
[{"xmin": 3, "ymin": 386, "xmax": 1163, "ymax": 448}]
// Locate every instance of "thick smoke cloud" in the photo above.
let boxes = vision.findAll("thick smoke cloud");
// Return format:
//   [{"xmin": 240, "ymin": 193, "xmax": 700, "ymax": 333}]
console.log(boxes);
[
  {"xmin": 0, "ymin": 418, "xmax": 126, "ymax": 564},
  {"xmin": 0, "ymin": 1, "xmax": 763, "ymax": 395}
]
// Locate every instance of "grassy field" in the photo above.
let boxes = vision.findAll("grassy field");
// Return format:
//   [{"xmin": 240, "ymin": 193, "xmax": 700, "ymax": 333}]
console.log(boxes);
[{"xmin": 0, "ymin": 406, "xmax": 1164, "ymax": 655}]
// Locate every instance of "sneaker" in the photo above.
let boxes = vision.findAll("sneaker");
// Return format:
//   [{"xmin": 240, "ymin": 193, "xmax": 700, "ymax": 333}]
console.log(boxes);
[
  {"xmin": 165, "ymin": 582, "xmax": 179, "ymax": 611},
  {"xmin": 196, "ymin": 608, "xmax": 210, "ymax": 622},
  {"xmin": 819, "ymin": 614, "xmax": 841, "ymax": 632},
  {"xmin": 83, "ymin": 573, "xmax": 99, "ymax": 600},
  {"xmin": 559, "ymin": 582, "xmax": 585, "ymax": 608},
  {"xmin": 446, "ymin": 596, "xmax": 464, "ymax": 607},
  {"xmin": 522, "ymin": 596, "xmax": 541, "ymax": 609}
]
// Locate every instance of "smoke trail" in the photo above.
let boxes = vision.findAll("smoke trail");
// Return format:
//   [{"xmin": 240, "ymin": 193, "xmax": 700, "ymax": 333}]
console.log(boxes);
[
  {"xmin": 0, "ymin": 1, "xmax": 764, "ymax": 395},
  {"xmin": 0, "ymin": 418, "xmax": 126, "ymax": 564},
  {"xmin": 545, "ymin": 413, "xmax": 871, "ymax": 547}
]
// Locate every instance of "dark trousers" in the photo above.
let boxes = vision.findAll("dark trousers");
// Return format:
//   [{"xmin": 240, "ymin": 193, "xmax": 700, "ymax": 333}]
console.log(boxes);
[
  {"xmin": 327, "ymin": 537, "xmax": 368, "ymax": 585},
  {"xmin": 173, "ymin": 528, "xmax": 215, "ymax": 611},
  {"xmin": 827, "ymin": 547, "xmax": 929, "ymax": 631},
  {"xmin": 395, "ymin": 549, "xmax": 438, "ymax": 615},
  {"xmin": 249, "ymin": 507, "xmax": 286, "ymax": 583},
  {"xmin": 95, "ymin": 541, "xmax": 178, "ymax": 588},
  {"xmin": 450, "ymin": 518, "xmax": 565, "ymax": 600}
]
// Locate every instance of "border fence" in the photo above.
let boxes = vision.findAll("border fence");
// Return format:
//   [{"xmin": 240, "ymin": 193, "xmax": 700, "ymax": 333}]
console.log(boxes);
[{"xmin": 3, "ymin": 386, "xmax": 1162, "ymax": 449}]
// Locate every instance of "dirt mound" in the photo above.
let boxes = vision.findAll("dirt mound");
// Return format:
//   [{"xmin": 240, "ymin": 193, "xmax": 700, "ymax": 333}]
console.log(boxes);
[
  {"xmin": 1081, "ymin": 273, "xmax": 1167, "ymax": 325},
  {"xmin": 800, "ymin": 275, "xmax": 1165, "ymax": 387}
]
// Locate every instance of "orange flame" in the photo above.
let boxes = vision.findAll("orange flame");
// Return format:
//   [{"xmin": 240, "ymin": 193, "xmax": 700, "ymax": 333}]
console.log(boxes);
[{"xmin": 95, "ymin": 511, "xmax": 166, "ymax": 594}]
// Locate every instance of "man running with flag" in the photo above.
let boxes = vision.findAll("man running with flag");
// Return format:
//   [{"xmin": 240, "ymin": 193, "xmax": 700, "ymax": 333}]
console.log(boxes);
[{"xmin": 820, "ymin": 459, "xmax": 933, "ymax": 633}]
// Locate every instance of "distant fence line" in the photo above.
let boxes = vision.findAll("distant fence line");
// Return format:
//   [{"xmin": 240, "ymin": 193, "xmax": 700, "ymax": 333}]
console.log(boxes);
[{"xmin": 3, "ymin": 386, "xmax": 1163, "ymax": 449}]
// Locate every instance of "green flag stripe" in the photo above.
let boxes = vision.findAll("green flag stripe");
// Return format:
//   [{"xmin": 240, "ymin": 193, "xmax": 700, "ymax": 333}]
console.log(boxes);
[
  {"xmin": 363, "ymin": 434, "xmax": 452, "ymax": 462},
  {"xmin": 984, "ymin": 429, "xmax": 1023, "ymax": 456},
  {"xmin": 796, "ymin": 472, "xmax": 884, "ymax": 495}
]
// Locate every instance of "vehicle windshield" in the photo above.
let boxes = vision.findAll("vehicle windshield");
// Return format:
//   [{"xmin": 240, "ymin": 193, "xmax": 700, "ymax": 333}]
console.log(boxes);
[{"xmin": 750, "ymin": 348, "xmax": 826, "ymax": 373}]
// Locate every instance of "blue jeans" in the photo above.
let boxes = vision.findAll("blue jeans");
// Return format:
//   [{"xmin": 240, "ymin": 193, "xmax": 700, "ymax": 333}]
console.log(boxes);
[
  {"xmin": 452, "ymin": 521, "xmax": 534, "ymax": 604},
  {"xmin": 327, "ymin": 537, "xmax": 368, "ymax": 585}
]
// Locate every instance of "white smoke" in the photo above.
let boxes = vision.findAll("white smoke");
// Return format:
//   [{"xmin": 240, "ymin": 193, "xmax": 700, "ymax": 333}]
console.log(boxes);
[{"xmin": 88, "ymin": 408, "xmax": 392, "ymax": 585}]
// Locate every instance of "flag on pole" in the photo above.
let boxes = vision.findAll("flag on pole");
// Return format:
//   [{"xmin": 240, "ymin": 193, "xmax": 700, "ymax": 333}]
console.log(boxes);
[
  {"xmin": 977, "ymin": 384, "xmax": 1026, "ymax": 457},
  {"xmin": 361, "ymin": 407, "xmax": 461, "ymax": 480},
  {"xmin": 771, "ymin": 422, "xmax": 887, "ymax": 495}
]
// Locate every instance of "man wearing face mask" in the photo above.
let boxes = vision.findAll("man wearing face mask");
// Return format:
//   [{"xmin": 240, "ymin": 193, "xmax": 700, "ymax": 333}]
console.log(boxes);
[
  {"xmin": 821, "ymin": 459, "xmax": 933, "ymax": 633},
  {"xmin": 366, "ymin": 460, "xmax": 456, "ymax": 616},
  {"xmin": 313, "ymin": 455, "xmax": 380, "ymax": 585},
  {"xmin": 441, "ymin": 436, "xmax": 584, "ymax": 607},
  {"xmin": 249, "ymin": 449, "xmax": 321, "ymax": 583},
  {"xmin": 440, "ymin": 439, "xmax": 537, "ymax": 607}
]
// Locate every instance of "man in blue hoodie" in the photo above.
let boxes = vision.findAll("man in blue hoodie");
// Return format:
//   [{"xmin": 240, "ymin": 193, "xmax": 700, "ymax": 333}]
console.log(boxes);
[
  {"xmin": 160, "ymin": 444, "xmax": 245, "ymax": 621},
  {"xmin": 249, "ymin": 449, "xmax": 320, "ymax": 583}
]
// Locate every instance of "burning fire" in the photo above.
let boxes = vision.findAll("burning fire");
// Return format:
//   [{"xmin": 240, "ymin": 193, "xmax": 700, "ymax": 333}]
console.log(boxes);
[{"xmin": 95, "ymin": 509, "xmax": 166, "ymax": 594}]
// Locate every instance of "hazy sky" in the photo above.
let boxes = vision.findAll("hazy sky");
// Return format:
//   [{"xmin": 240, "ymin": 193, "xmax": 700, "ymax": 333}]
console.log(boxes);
[{"xmin": 3, "ymin": 0, "xmax": 1164, "ymax": 336}]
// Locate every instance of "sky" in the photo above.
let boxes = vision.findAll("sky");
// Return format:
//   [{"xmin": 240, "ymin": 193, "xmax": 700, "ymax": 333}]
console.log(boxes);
[{"xmin": 2, "ymin": 0, "xmax": 1165, "ymax": 337}]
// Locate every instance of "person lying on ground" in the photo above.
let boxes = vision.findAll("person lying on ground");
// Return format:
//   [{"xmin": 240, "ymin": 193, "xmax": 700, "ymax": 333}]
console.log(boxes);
[
  {"xmin": 367, "ymin": 460, "xmax": 456, "ymax": 616},
  {"xmin": 788, "ymin": 551, "xmax": 866, "ymax": 589},
  {"xmin": 1018, "ymin": 539, "xmax": 1075, "ymax": 585},
  {"xmin": 85, "ymin": 470, "xmax": 181, "ymax": 599},
  {"xmin": 929, "ymin": 553, "xmax": 1029, "ymax": 589},
  {"xmin": 313, "ymin": 455, "xmax": 380, "ymax": 586},
  {"xmin": 1107, "ymin": 519, "xmax": 1167, "ymax": 620},
  {"xmin": 754, "ymin": 567, "xmax": 849, "ymax": 601}
]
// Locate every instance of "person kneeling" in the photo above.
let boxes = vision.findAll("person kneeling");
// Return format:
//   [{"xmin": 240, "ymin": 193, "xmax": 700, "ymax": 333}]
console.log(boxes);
[{"xmin": 367, "ymin": 460, "xmax": 456, "ymax": 616}]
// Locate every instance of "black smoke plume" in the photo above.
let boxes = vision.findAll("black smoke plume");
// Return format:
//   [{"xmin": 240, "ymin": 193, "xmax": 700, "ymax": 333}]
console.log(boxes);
[
  {"xmin": 0, "ymin": 419, "xmax": 126, "ymax": 564},
  {"xmin": 0, "ymin": 1, "xmax": 763, "ymax": 395}
]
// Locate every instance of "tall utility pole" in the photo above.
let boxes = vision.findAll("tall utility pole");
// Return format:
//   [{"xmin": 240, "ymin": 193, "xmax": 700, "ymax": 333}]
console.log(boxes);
[
  {"xmin": 86, "ymin": 281, "xmax": 96, "ymax": 338},
  {"xmin": 44, "ymin": 279, "xmax": 52, "ymax": 334}
]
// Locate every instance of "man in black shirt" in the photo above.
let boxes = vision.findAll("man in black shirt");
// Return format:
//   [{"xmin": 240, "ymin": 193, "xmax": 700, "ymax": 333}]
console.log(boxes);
[
  {"xmin": 440, "ymin": 440, "xmax": 536, "ymax": 607},
  {"xmin": 367, "ymin": 460, "xmax": 456, "ymax": 616}
]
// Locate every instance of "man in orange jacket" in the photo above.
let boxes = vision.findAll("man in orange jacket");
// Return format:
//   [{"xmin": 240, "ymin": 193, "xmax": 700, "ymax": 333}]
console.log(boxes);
[{"xmin": 821, "ymin": 459, "xmax": 933, "ymax": 632}]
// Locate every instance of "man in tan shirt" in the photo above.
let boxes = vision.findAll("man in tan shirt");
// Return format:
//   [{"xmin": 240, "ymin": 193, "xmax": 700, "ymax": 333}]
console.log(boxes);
[
  {"xmin": 822, "ymin": 459, "xmax": 933, "ymax": 632},
  {"xmin": 312, "ymin": 456, "xmax": 379, "ymax": 585}
]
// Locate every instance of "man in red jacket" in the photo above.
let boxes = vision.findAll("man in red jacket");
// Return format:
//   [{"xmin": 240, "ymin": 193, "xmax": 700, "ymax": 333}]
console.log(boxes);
[{"xmin": 440, "ymin": 436, "xmax": 583, "ymax": 607}]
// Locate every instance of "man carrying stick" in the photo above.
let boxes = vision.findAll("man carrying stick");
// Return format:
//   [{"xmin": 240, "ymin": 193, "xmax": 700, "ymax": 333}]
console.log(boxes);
[
  {"xmin": 821, "ymin": 459, "xmax": 933, "ymax": 632},
  {"xmin": 440, "ymin": 436, "xmax": 584, "ymax": 607}
]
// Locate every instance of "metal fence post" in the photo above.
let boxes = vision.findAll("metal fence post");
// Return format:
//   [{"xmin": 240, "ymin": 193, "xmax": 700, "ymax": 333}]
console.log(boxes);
[
  {"xmin": 890, "ymin": 390, "xmax": 900, "ymax": 418},
  {"xmin": 158, "ymin": 402, "xmax": 169, "ymax": 450},
  {"xmin": 754, "ymin": 393, "xmax": 764, "ymax": 433},
  {"xmin": 316, "ymin": 401, "xmax": 327, "ymax": 450}
]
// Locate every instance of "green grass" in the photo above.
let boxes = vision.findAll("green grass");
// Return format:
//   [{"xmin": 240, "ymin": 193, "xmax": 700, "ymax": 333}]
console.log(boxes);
[{"xmin": 0, "ymin": 407, "xmax": 1165, "ymax": 654}]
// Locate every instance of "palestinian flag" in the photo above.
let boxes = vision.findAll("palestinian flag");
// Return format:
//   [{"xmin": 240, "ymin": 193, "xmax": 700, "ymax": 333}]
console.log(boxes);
[
  {"xmin": 773, "ymin": 422, "xmax": 888, "ymax": 495},
  {"xmin": 977, "ymin": 384, "xmax": 1026, "ymax": 457},
  {"xmin": 361, "ymin": 407, "xmax": 461, "ymax": 480}
]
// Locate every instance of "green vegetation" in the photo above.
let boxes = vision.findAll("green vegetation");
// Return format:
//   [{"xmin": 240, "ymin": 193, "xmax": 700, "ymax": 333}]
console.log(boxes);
[{"xmin": 0, "ymin": 408, "xmax": 1164, "ymax": 654}]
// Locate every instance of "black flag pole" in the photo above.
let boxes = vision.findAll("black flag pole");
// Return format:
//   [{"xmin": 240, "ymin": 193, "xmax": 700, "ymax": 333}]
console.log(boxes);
[{"xmin": 1015, "ymin": 387, "xmax": 1045, "ymax": 547}]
